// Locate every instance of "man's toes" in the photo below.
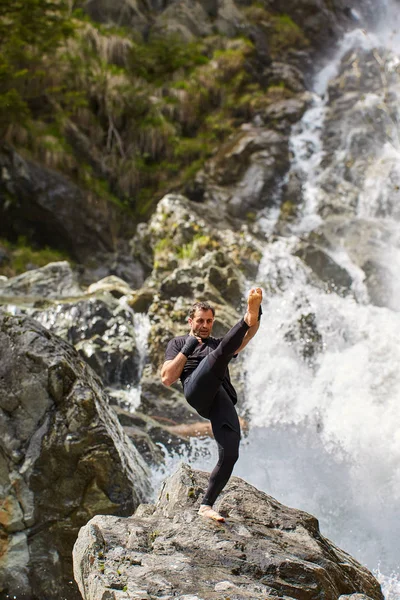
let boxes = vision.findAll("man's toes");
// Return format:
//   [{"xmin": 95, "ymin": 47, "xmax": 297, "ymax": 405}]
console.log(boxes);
[{"xmin": 198, "ymin": 506, "xmax": 225, "ymax": 522}]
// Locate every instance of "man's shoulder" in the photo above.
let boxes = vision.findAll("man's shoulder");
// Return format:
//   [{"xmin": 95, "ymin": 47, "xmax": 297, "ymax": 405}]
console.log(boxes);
[
  {"xmin": 164, "ymin": 334, "xmax": 189, "ymax": 362},
  {"xmin": 165, "ymin": 334, "xmax": 188, "ymax": 351},
  {"xmin": 168, "ymin": 334, "xmax": 189, "ymax": 345}
]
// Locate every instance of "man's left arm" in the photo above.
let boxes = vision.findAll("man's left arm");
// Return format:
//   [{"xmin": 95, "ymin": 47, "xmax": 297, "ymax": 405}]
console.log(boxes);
[{"xmin": 235, "ymin": 320, "xmax": 260, "ymax": 354}]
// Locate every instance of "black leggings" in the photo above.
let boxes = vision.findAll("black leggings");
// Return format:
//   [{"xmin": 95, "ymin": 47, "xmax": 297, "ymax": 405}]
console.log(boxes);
[{"xmin": 183, "ymin": 318, "xmax": 249, "ymax": 506}]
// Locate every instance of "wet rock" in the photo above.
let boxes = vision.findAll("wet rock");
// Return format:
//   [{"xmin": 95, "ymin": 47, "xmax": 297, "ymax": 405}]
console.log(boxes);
[
  {"xmin": 284, "ymin": 312, "xmax": 323, "ymax": 364},
  {"xmin": 139, "ymin": 377, "xmax": 201, "ymax": 425},
  {"xmin": 73, "ymin": 463, "xmax": 384, "ymax": 600},
  {"xmin": 0, "ymin": 312, "xmax": 150, "ymax": 600},
  {"xmin": 362, "ymin": 259, "xmax": 397, "ymax": 311},
  {"xmin": 32, "ymin": 295, "xmax": 142, "ymax": 388},
  {"xmin": 311, "ymin": 218, "xmax": 400, "ymax": 310},
  {"xmin": 262, "ymin": 93, "xmax": 313, "ymax": 133},
  {"xmin": 0, "ymin": 261, "xmax": 82, "ymax": 299},
  {"xmin": 294, "ymin": 243, "xmax": 353, "ymax": 293},
  {"xmin": 314, "ymin": 46, "xmax": 400, "ymax": 219}
]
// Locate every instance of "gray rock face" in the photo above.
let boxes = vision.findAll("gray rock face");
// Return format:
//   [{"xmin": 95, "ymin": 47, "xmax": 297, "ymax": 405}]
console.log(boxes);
[
  {"xmin": 0, "ymin": 145, "xmax": 122, "ymax": 263},
  {"xmin": 294, "ymin": 243, "xmax": 353, "ymax": 293},
  {"xmin": 0, "ymin": 312, "xmax": 150, "ymax": 600},
  {"xmin": 33, "ymin": 294, "xmax": 142, "ymax": 389},
  {"xmin": 201, "ymin": 127, "xmax": 291, "ymax": 220},
  {"xmin": 0, "ymin": 261, "xmax": 82, "ymax": 299},
  {"xmin": 73, "ymin": 463, "xmax": 383, "ymax": 600}
]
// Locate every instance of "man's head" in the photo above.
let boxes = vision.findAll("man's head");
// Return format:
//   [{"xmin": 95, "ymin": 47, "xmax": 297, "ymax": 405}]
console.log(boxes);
[{"xmin": 188, "ymin": 301, "xmax": 215, "ymax": 339}]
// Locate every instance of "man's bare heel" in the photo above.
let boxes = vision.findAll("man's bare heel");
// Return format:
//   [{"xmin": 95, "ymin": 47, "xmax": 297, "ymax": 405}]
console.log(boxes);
[{"xmin": 244, "ymin": 287, "xmax": 263, "ymax": 327}]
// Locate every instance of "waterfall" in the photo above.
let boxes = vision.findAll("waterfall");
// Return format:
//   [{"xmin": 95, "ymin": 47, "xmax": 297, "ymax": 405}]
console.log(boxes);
[
  {"xmin": 110, "ymin": 302, "xmax": 151, "ymax": 411},
  {"xmin": 239, "ymin": 4, "xmax": 400, "ymax": 597},
  {"xmin": 149, "ymin": 3, "xmax": 400, "ymax": 597}
]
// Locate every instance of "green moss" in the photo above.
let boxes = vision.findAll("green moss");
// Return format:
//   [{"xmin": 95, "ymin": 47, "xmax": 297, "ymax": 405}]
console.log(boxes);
[
  {"xmin": 148, "ymin": 530, "xmax": 160, "ymax": 545},
  {"xmin": 0, "ymin": 237, "xmax": 71, "ymax": 277},
  {"xmin": 269, "ymin": 14, "xmax": 309, "ymax": 54},
  {"xmin": 280, "ymin": 200, "xmax": 298, "ymax": 220}
]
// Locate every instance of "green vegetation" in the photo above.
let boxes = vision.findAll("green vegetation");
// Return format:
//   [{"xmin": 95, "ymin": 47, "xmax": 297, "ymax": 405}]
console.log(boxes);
[
  {"xmin": 0, "ymin": 2, "xmax": 308, "ymax": 221},
  {"xmin": 148, "ymin": 530, "xmax": 160, "ymax": 545},
  {"xmin": 244, "ymin": 7, "xmax": 309, "ymax": 56},
  {"xmin": 269, "ymin": 14, "xmax": 309, "ymax": 54},
  {"xmin": 153, "ymin": 233, "xmax": 219, "ymax": 270},
  {"xmin": 0, "ymin": 237, "xmax": 70, "ymax": 277}
]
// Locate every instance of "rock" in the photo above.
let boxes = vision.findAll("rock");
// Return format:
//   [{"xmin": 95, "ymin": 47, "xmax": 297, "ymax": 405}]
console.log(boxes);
[
  {"xmin": 0, "ymin": 144, "xmax": 123, "ymax": 263},
  {"xmin": 139, "ymin": 377, "xmax": 199, "ymax": 425},
  {"xmin": 262, "ymin": 94, "xmax": 313, "ymax": 133},
  {"xmin": 127, "ymin": 287, "xmax": 156, "ymax": 313},
  {"xmin": 0, "ymin": 312, "xmax": 150, "ymax": 600},
  {"xmin": 32, "ymin": 295, "xmax": 142, "ymax": 389},
  {"xmin": 309, "ymin": 218, "xmax": 400, "ymax": 310},
  {"xmin": 284, "ymin": 312, "xmax": 323, "ymax": 364},
  {"xmin": 153, "ymin": 0, "xmax": 213, "ymax": 40},
  {"xmin": 362, "ymin": 259, "xmax": 396, "ymax": 311},
  {"xmin": 262, "ymin": 62, "xmax": 306, "ymax": 93},
  {"xmin": 83, "ymin": 0, "xmax": 149, "ymax": 31},
  {"xmin": 339, "ymin": 595, "xmax": 376, "ymax": 600},
  {"xmin": 73, "ymin": 463, "xmax": 384, "ymax": 600},
  {"xmin": 86, "ymin": 275, "xmax": 136, "ymax": 298},
  {"xmin": 0, "ymin": 261, "xmax": 83, "ymax": 299},
  {"xmin": 294, "ymin": 243, "xmax": 353, "ymax": 293},
  {"xmin": 268, "ymin": 0, "xmax": 379, "ymax": 55},
  {"xmin": 200, "ymin": 125, "xmax": 289, "ymax": 219}
]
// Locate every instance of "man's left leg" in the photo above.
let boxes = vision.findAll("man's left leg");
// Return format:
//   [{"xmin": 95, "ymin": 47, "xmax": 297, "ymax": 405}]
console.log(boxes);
[{"xmin": 198, "ymin": 388, "xmax": 240, "ymax": 522}]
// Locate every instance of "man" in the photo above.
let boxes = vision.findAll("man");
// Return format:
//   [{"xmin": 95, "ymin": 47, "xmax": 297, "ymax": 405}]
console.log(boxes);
[{"xmin": 161, "ymin": 287, "xmax": 263, "ymax": 522}]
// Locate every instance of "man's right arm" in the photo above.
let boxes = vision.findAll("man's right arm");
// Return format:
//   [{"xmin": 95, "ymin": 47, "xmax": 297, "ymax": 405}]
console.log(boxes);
[
  {"xmin": 161, "ymin": 335, "xmax": 200, "ymax": 387},
  {"xmin": 161, "ymin": 354, "xmax": 188, "ymax": 387}
]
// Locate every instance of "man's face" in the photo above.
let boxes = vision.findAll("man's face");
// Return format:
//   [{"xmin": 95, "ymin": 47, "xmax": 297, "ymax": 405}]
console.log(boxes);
[{"xmin": 188, "ymin": 308, "xmax": 214, "ymax": 339}]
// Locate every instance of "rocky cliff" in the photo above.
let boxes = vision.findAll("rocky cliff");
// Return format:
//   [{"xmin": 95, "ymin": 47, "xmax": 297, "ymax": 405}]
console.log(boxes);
[
  {"xmin": 0, "ymin": 312, "xmax": 150, "ymax": 600},
  {"xmin": 73, "ymin": 463, "xmax": 383, "ymax": 600}
]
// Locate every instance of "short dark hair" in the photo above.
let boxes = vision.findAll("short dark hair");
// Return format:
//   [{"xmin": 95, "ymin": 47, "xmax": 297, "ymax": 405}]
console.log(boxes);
[{"xmin": 189, "ymin": 301, "xmax": 215, "ymax": 319}]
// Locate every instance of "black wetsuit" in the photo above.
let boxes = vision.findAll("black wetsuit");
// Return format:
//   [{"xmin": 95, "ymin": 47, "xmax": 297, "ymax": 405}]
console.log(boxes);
[{"xmin": 165, "ymin": 318, "xmax": 249, "ymax": 506}]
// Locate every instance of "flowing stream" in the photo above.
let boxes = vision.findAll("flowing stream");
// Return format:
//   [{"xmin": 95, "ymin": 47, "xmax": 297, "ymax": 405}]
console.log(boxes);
[
  {"xmin": 152, "ymin": 2, "xmax": 400, "ymax": 597},
  {"xmin": 240, "ymin": 2, "xmax": 400, "ymax": 596}
]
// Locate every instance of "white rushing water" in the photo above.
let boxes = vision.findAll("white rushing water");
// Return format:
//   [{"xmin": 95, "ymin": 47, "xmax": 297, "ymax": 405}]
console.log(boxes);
[
  {"xmin": 151, "ymin": 2, "xmax": 400, "ymax": 598},
  {"xmin": 240, "ymin": 2, "xmax": 400, "ymax": 597}
]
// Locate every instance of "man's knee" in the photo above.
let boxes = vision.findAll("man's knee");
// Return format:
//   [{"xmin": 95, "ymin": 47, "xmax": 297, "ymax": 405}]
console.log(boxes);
[{"xmin": 226, "ymin": 448, "xmax": 239, "ymax": 465}]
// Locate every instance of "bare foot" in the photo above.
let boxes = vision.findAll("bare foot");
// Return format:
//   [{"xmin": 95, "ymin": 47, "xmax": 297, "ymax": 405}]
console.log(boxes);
[
  {"xmin": 198, "ymin": 505, "xmax": 225, "ymax": 522},
  {"xmin": 244, "ymin": 287, "xmax": 263, "ymax": 327}
]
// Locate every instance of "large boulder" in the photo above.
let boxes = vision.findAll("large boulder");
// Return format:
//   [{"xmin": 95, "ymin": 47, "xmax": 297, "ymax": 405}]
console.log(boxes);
[
  {"xmin": 200, "ymin": 127, "xmax": 290, "ymax": 220},
  {"xmin": 0, "ymin": 312, "xmax": 150, "ymax": 600},
  {"xmin": 0, "ymin": 145, "xmax": 123, "ymax": 263},
  {"xmin": 32, "ymin": 294, "xmax": 142, "ymax": 390},
  {"xmin": 0, "ymin": 261, "xmax": 83, "ymax": 299},
  {"xmin": 73, "ymin": 463, "xmax": 383, "ymax": 600}
]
